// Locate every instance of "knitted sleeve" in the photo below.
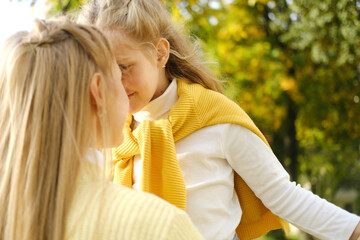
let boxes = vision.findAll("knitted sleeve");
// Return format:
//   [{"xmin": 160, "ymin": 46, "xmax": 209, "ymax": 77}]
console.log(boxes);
[
  {"xmin": 65, "ymin": 180, "xmax": 203, "ymax": 240},
  {"xmin": 164, "ymin": 210, "xmax": 204, "ymax": 240}
]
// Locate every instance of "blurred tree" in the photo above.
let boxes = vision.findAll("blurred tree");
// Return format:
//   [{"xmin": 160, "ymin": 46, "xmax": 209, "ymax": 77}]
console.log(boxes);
[
  {"xmin": 20, "ymin": 0, "xmax": 83, "ymax": 15},
  {"xmin": 45, "ymin": 0, "xmax": 84, "ymax": 15},
  {"xmin": 16, "ymin": 0, "xmax": 81, "ymax": 11},
  {"xmin": 51, "ymin": 0, "xmax": 85, "ymax": 15},
  {"xmin": 266, "ymin": 0, "xmax": 360, "ymax": 202}
]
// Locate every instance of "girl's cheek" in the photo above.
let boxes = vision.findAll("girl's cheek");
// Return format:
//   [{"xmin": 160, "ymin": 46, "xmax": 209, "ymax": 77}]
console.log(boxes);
[{"xmin": 123, "ymin": 70, "xmax": 134, "ymax": 83}]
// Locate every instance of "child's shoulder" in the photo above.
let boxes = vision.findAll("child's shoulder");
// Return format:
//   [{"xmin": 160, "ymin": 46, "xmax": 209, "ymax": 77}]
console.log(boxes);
[{"xmin": 179, "ymin": 79, "xmax": 236, "ymax": 107}]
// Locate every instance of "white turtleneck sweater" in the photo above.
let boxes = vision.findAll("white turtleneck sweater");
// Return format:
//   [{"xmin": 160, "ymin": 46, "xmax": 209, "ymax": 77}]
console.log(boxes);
[{"xmin": 132, "ymin": 80, "xmax": 359, "ymax": 240}]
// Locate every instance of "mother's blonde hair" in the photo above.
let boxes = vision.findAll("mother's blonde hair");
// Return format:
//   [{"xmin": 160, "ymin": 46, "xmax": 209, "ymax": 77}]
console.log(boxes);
[
  {"xmin": 78, "ymin": 0, "xmax": 223, "ymax": 92},
  {"xmin": 0, "ymin": 18, "xmax": 114, "ymax": 240}
]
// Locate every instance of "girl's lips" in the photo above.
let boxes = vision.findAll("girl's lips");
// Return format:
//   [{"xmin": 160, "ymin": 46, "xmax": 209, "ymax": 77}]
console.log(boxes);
[{"xmin": 127, "ymin": 92, "xmax": 135, "ymax": 98}]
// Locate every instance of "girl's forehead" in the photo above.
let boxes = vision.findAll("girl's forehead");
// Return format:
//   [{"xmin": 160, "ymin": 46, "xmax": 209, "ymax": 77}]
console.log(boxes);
[
  {"xmin": 104, "ymin": 29, "xmax": 136, "ymax": 46},
  {"xmin": 114, "ymin": 53, "xmax": 133, "ymax": 61},
  {"xmin": 103, "ymin": 27, "xmax": 155, "ymax": 52},
  {"xmin": 107, "ymin": 34, "xmax": 143, "ymax": 55},
  {"xmin": 112, "ymin": 43, "xmax": 147, "ymax": 63},
  {"xmin": 103, "ymin": 28, "xmax": 157, "ymax": 62}
]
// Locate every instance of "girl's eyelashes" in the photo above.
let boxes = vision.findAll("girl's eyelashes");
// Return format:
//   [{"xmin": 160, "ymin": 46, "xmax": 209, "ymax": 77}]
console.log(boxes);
[{"xmin": 118, "ymin": 64, "xmax": 133, "ymax": 71}]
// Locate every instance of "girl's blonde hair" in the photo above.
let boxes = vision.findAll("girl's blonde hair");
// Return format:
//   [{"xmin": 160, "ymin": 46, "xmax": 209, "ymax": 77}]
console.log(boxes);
[
  {"xmin": 0, "ymin": 18, "xmax": 114, "ymax": 240},
  {"xmin": 78, "ymin": 0, "xmax": 223, "ymax": 92}
]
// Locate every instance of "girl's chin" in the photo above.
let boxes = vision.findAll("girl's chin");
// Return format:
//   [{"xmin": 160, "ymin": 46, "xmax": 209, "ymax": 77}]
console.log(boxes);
[
  {"xmin": 128, "ymin": 108, "xmax": 140, "ymax": 115},
  {"xmin": 128, "ymin": 104, "xmax": 146, "ymax": 115}
]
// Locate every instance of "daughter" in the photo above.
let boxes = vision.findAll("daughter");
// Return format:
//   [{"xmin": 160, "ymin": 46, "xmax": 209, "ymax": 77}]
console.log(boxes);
[{"xmin": 79, "ymin": 1, "xmax": 360, "ymax": 239}]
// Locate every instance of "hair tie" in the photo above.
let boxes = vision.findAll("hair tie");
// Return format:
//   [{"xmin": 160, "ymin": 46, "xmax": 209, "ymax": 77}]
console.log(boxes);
[{"xmin": 29, "ymin": 43, "xmax": 37, "ymax": 56}]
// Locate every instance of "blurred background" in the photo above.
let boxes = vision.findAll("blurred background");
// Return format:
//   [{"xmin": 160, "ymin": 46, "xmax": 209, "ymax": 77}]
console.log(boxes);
[{"xmin": 1, "ymin": 0, "xmax": 360, "ymax": 239}]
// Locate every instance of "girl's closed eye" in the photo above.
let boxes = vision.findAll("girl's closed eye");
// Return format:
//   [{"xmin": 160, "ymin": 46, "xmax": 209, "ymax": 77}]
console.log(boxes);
[{"xmin": 119, "ymin": 64, "xmax": 133, "ymax": 72}]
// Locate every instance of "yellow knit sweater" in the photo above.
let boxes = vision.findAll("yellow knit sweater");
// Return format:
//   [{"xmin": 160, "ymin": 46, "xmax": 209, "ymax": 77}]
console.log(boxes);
[
  {"xmin": 113, "ymin": 80, "xmax": 289, "ymax": 239},
  {"xmin": 64, "ymin": 162, "xmax": 203, "ymax": 240}
]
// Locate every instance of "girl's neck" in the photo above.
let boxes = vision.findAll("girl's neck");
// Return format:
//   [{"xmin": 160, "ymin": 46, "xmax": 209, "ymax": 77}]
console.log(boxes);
[
  {"xmin": 132, "ymin": 79, "xmax": 178, "ymax": 126},
  {"xmin": 152, "ymin": 76, "xmax": 171, "ymax": 101}
]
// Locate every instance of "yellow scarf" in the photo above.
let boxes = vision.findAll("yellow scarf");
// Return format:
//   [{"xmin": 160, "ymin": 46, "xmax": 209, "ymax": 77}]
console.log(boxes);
[{"xmin": 113, "ymin": 80, "xmax": 289, "ymax": 239}]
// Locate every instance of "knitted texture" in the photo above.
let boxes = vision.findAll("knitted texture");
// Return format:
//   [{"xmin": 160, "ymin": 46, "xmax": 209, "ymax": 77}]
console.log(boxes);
[
  {"xmin": 65, "ymin": 169, "xmax": 204, "ymax": 240},
  {"xmin": 113, "ymin": 80, "xmax": 290, "ymax": 239}
]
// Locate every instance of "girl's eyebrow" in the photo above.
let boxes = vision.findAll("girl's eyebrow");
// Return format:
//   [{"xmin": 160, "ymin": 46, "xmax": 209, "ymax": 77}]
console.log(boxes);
[
  {"xmin": 116, "ymin": 56, "xmax": 131, "ymax": 60},
  {"xmin": 114, "ymin": 52, "xmax": 132, "ymax": 61},
  {"xmin": 116, "ymin": 57, "xmax": 133, "ymax": 63}
]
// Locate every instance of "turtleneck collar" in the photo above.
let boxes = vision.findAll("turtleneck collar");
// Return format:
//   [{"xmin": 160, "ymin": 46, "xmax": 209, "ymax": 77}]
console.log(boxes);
[{"xmin": 133, "ymin": 79, "xmax": 178, "ymax": 122}]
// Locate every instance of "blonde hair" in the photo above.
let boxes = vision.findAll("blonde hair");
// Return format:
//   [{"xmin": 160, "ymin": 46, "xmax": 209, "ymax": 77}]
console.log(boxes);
[
  {"xmin": 0, "ymin": 18, "xmax": 115, "ymax": 240},
  {"xmin": 78, "ymin": 0, "xmax": 223, "ymax": 92}
]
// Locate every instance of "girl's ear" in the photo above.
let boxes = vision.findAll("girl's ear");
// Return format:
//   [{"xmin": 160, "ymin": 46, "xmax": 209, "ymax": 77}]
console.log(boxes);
[
  {"xmin": 90, "ymin": 72, "xmax": 105, "ymax": 114},
  {"xmin": 155, "ymin": 38, "xmax": 170, "ymax": 67}
]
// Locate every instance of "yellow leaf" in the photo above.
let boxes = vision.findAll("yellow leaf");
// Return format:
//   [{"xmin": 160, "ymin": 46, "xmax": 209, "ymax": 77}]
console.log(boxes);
[{"xmin": 280, "ymin": 77, "xmax": 296, "ymax": 91}]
